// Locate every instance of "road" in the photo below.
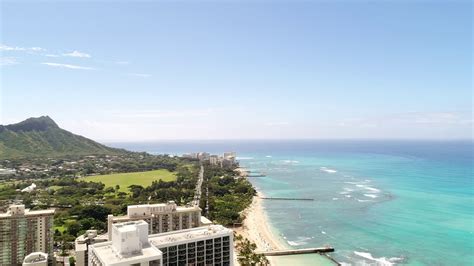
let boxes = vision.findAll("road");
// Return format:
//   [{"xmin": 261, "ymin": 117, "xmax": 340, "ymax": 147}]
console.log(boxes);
[{"xmin": 192, "ymin": 164, "xmax": 204, "ymax": 207}]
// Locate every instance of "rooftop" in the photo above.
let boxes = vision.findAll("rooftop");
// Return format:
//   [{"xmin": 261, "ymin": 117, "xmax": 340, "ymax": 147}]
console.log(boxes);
[
  {"xmin": 0, "ymin": 205, "xmax": 54, "ymax": 218},
  {"xmin": 150, "ymin": 225, "xmax": 232, "ymax": 247},
  {"xmin": 90, "ymin": 242, "xmax": 162, "ymax": 265}
]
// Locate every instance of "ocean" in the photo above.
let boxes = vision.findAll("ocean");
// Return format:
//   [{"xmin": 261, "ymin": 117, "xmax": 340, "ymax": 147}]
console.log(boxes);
[{"xmin": 109, "ymin": 140, "xmax": 473, "ymax": 266}]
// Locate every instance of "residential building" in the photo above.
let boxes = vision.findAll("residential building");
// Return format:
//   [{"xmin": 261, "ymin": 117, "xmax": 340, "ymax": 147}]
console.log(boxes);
[
  {"xmin": 0, "ymin": 205, "xmax": 54, "ymax": 265},
  {"xmin": 149, "ymin": 224, "xmax": 234, "ymax": 266},
  {"xmin": 209, "ymin": 155, "xmax": 219, "ymax": 166},
  {"xmin": 22, "ymin": 252, "xmax": 48, "ymax": 266},
  {"xmin": 89, "ymin": 221, "xmax": 162, "ymax": 266},
  {"xmin": 75, "ymin": 230, "xmax": 108, "ymax": 266},
  {"xmin": 223, "ymin": 152, "xmax": 236, "ymax": 160},
  {"xmin": 107, "ymin": 201, "xmax": 201, "ymax": 239},
  {"xmin": 197, "ymin": 152, "xmax": 210, "ymax": 161},
  {"xmin": 90, "ymin": 220, "xmax": 233, "ymax": 266}
]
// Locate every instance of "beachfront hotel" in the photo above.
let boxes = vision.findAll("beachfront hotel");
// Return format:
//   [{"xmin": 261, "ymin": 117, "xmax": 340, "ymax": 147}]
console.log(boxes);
[
  {"xmin": 107, "ymin": 201, "xmax": 202, "ymax": 239},
  {"xmin": 89, "ymin": 220, "xmax": 163, "ymax": 266},
  {"xmin": 148, "ymin": 224, "xmax": 233, "ymax": 266},
  {"xmin": 0, "ymin": 204, "xmax": 55, "ymax": 265},
  {"xmin": 89, "ymin": 220, "xmax": 233, "ymax": 266}
]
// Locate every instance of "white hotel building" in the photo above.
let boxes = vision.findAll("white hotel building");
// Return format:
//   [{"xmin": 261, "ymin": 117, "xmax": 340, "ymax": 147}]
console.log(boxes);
[
  {"xmin": 89, "ymin": 220, "xmax": 233, "ymax": 266},
  {"xmin": 107, "ymin": 201, "xmax": 201, "ymax": 239}
]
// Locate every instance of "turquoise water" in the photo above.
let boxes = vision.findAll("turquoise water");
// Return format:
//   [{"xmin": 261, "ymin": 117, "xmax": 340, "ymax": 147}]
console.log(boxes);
[{"xmin": 111, "ymin": 140, "xmax": 473, "ymax": 265}]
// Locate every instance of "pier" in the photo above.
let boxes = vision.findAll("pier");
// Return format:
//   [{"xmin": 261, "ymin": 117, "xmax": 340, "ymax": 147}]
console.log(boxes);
[
  {"xmin": 259, "ymin": 197, "xmax": 314, "ymax": 201},
  {"xmin": 257, "ymin": 246, "xmax": 335, "ymax": 256}
]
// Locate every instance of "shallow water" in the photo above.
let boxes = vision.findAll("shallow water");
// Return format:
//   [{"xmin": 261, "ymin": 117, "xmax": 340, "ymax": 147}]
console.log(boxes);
[{"xmin": 111, "ymin": 140, "xmax": 474, "ymax": 265}]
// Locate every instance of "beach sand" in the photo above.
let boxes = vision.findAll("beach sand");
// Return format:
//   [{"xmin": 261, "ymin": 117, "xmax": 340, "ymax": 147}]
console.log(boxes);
[
  {"xmin": 233, "ymin": 191, "xmax": 286, "ymax": 265},
  {"xmin": 233, "ymin": 191, "xmax": 338, "ymax": 266}
]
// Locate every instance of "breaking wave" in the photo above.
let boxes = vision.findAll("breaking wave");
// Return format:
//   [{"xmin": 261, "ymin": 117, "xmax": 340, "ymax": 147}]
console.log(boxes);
[
  {"xmin": 287, "ymin": 236, "xmax": 312, "ymax": 246},
  {"xmin": 354, "ymin": 251, "xmax": 404, "ymax": 266},
  {"xmin": 320, "ymin": 166, "xmax": 337, "ymax": 173}
]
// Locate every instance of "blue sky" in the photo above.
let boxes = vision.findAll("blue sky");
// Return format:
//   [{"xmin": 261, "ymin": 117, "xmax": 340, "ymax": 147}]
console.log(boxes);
[{"xmin": 1, "ymin": 1, "xmax": 472, "ymax": 140}]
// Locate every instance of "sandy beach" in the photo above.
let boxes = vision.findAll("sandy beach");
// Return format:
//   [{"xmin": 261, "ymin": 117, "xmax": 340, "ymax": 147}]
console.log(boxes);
[{"xmin": 233, "ymin": 191, "xmax": 287, "ymax": 264}]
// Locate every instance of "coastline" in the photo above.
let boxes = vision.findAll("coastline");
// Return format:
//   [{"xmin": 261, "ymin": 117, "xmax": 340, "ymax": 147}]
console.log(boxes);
[
  {"xmin": 233, "ymin": 190, "xmax": 287, "ymax": 264},
  {"xmin": 234, "ymin": 190, "xmax": 339, "ymax": 266}
]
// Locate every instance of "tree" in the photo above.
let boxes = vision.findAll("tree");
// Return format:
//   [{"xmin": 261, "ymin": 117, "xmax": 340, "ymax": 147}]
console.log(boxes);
[
  {"xmin": 69, "ymin": 256, "xmax": 76, "ymax": 266},
  {"xmin": 66, "ymin": 221, "xmax": 82, "ymax": 237},
  {"xmin": 235, "ymin": 235, "xmax": 269, "ymax": 266}
]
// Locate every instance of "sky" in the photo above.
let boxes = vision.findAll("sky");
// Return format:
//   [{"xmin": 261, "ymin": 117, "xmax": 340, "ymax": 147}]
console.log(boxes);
[{"xmin": 0, "ymin": 0, "xmax": 472, "ymax": 141}]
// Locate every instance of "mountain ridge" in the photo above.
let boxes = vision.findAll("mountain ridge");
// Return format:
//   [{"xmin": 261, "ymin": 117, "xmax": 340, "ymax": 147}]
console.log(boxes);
[{"xmin": 0, "ymin": 116, "xmax": 129, "ymax": 159}]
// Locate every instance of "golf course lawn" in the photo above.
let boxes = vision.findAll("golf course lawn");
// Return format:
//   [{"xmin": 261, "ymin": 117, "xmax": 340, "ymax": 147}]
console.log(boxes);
[{"xmin": 83, "ymin": 169, "xmax": 176, "ymax": 193}]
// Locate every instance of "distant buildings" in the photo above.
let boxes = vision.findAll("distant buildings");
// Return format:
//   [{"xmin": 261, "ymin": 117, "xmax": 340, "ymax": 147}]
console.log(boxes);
[
  {"xmin": 0, "ymin": 205, "xmax": 54, "ymax": 265},
  {"xmin": 89, "ymin": 220, "xmax": 233, "ymax": 266},
  {"xmin": 183, "ymin": 151, "xmax": 238, "ymax": 168},
  {"xmin": 107, "ymin": 201, "xmax": 202, "ymax": 239},
  {"xmin": 209, "ymin": 155, "xmax": 219, "ymax": 166}
]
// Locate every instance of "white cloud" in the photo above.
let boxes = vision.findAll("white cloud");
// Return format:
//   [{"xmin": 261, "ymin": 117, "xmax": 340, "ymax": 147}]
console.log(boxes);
[
  {"xmin": 0, "ymin": 44, "xmax": 45, "ymax": 52},
  {"xmin": 62, "ymin": 50, "xmax": 91, "ymax": 58},
  {"xmin": 0, "ymin": 57, "xmax": 19, "ymax": 66},
  {"xmin": 41, "ymin": 62, "xmax": 95, "ymax": 70},
  {"xmin": 128, "ymin": 73, "xmax": 152, "ymax": 78},
  {"xmin": 44, "ymin": 54, "xmax": 60, "ymax": 57},
  {"xmin": 116, "ymin": 61, "xmax": 129, "ymax": 65}
]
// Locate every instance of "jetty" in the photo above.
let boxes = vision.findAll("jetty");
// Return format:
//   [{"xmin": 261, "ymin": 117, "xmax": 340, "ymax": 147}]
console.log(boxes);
[
  {"xmin": 258, "ymin": 246, "xmax": 335, "ymax": 256},
  {"xmin": 235, "ymin": 168, "xmax": 266, "ymax": 177},
  {"xmin": 259, "ymin": 197, "xmax": 314, "ymax": 201}
]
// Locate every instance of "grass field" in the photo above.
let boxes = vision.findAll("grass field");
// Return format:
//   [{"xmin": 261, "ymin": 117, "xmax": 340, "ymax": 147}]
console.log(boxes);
[{"xmin": 83, "ymin": 169, "xmax": 176, "ymax": 193}]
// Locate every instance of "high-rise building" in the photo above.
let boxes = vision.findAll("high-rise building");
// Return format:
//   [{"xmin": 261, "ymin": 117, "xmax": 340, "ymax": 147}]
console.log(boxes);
[
  {"xmin": 89, "ymin": 221, "xmax": 162, "ymax": 266},
  {"xmin": 89, "ymin": 220, "xmax": 233, "ymax": 266},
  {"xmin": 0, "ymin": 205, "xmax": 55, "ymax": 265},
  {"xmin": 149, "ymin": 224, "xmax": 234, "ymax": 266},
  {"xmin": 75, "ymin": 230, "xmax": 108, "ymax": 266},
  {"xmin": 107, "ymin": 201, "xmax": 201, "ymax": 239}
]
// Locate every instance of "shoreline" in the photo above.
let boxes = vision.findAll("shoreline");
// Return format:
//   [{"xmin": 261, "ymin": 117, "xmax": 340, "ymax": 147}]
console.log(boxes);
[
  {"xmin": 234, "ymin": 190, "xmax": 339, "ymax": 266},
  {"xmin": 233, "ymin": 190, "xmax": 287, "ymax": 265}
]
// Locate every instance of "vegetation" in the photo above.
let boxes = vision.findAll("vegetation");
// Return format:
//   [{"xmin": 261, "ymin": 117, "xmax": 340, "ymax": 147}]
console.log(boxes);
[
  {"xmin": 83, "ymin": 169, "xmax": 177, "ymax": 193},
  {"xmin": 0, "ymin": 116, "xmax": 128, "ymax": 159},
  {"xmin": 0, "ymin": 153, "xmax": 201, "ymax": 254},
  {"xmin": 0, "ymin": 118, "xmax": 261, "ymax": 258},
  {"xmin": 201, "ymin": 163, "xmax": 255, "ymax": 225},
  {"xmin": 235, "ymin": 234, "xmax": 269, "ymax": 266}
]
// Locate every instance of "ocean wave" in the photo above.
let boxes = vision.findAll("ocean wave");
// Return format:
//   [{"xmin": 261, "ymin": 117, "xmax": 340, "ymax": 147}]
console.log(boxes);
[
  {"xmin": 332, "ymin": 197, "xmax": 339, "ymax": 200},
  {"xmin": 321, "ymin": 231, "xmax": 327, "ymax": 235},
  {"xmin": 356, "ymin": 184, "xmax": 381, "ymax": 193},
  {"xmin": 354, "ymin": 251, "xmax": 403, "ymax": 266},
  {"xmin": 281, "ymin": 160, "xmax": 300, "ymax": 164},
  {"xmin": 236, "ymin": 157, "xmax": 254, "ymax": 160},
  {"xmin": 287, "ymin": 236, "xmax": 311, "ymax": 246},
  {"xmin": 344, "ymin": 181, "xmax": 361, "ymax": 185},
  {"xmin": 265, "ymin": 155, "xmax": 272, "ymax": 158},
  {"xmin": 357, "ymin": 199, "xmax": 372, "ymax": 202},
  {"xmin": 320, "ymin": 167, "xmax": 337, "ymax": 173},
  {"xmin": 345, "ymin": 195, "xmax": 352, "ymax": 198},
  {"xmin": 364, "ymin": 194, "xmax": 378, "ymax": 199}
]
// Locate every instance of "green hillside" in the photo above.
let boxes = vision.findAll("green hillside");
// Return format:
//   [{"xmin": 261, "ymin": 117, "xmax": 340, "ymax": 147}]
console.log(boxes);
[{"xmin": 0, "ymin": 116, "xmax": 128, "ymax": 159}]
